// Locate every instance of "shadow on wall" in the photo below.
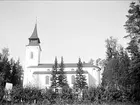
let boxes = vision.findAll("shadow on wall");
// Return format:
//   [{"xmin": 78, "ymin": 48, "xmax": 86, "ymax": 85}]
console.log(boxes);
[{"xmin": 88, "ymin": 73, "xmax": 97, "ymax": 87}]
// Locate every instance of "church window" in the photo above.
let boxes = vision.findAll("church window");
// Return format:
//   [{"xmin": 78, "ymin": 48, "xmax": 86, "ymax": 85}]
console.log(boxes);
[
  {"xmin": 138, "ymin": 39, "xmax": 140, "ymax": 43},
  {"xmin": 30, "ymin": 52, "xmax": 33, "ymax": 59},
  {"xmin": 46, "ymin": 76, "xmax": 49, "ymax": 85},
  {"xmin": 71, "ymin": 75, "xmax": 75, "ymax": 84}
]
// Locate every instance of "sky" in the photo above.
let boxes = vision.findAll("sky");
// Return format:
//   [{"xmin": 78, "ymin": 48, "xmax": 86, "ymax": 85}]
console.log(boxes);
[{"xmin": 0, "ymin": 0, "xmax": 134, "ymax": 67}]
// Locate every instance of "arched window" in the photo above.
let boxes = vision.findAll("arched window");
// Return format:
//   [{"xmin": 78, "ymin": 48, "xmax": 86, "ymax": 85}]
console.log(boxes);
[
  {"xmin": 71, "ymin": 75, "xmax": 75, "ymax": 84},
  {"xmin": 46, "ymin": 76, "xmax": 49, "ymax": 85},
  {"xmin": 30, "ymin": 52, "xmax": 33, "ymax": 59}
]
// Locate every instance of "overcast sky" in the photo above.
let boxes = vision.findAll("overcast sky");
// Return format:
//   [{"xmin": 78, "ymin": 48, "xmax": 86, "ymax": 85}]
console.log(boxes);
[{"xmin": 0, "ymin": 1, "xmax": 134, "ymax": 66}]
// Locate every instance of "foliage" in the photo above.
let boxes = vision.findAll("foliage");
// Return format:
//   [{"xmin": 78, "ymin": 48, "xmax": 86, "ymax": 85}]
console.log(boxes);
[
  {"xmin": 0, "ymin": 73, "xmax": 5, "ymax": 102},
  {"xmin": 60, "ymin": 86, "xmax": 74, "ymax": 104},
  {"xmin": 11, "ymin": 86, "xmax": 42, "ymax": 103},
  {"xmin": 57, "ymin": 57, "xmax": 68, "ymax": 88},
  {"xmin": 10, "ymin": 58, "xmax": 23, "ymax": 86},
  {"xmin": 124, "ymin": 1, "xmax": 140, "ymax": 101},
  {"xmin": 1, "ymin": 85, "xmax": 139, "ymax": 104},
  {"xmin": 51, "ymin": 57, "xmax": 59, "ymax": 92},
  {"xmin": 0, "ymin": 48, "xmax": 23, "ymax": 87},
  {"xmin": 102, "ymin": 37, "xmax": 130, "ymax": 91},
  {"xmin": 0, "ymin": 48, "xmax": 23, "ymax": 103},
  {"xmin": 74, "ymin": 58, "xmax": 87, "ymax": 91}
]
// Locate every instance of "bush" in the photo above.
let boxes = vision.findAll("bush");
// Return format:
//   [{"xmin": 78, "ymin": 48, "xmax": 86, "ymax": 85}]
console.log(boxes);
[
  {"xmin": 60, "ymin": 86, "xmax": 74, "ymax": 104},
  {"xmin": 11, "ymin": 86, "xmax": 42, "ymax": 104},
  {"xmin": 7, "ymin": 85, "xmax": 140, "ymax": 104}
]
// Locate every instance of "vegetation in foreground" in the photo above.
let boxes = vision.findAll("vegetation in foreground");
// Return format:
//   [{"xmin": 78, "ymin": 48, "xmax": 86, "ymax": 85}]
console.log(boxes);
[{"xmin": 1, "ymin": 0, "xmax": 140, "ymax": 105}]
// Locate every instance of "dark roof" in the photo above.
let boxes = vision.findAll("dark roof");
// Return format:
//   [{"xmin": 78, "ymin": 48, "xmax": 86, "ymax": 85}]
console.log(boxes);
[
  {"xmin": 33, "ymin": 70, "xmax": 88, "ymax": 74},
  {"xmin": 28, "ymin": 23, "xmax": 40, "ymax": 44},
  {"xmin": 29, "ymin": 23, "xmax": 38, "ymax": 39},
  {"xmin": 28, "ymin": 63, "xmax": 100, "ymax": 69}
]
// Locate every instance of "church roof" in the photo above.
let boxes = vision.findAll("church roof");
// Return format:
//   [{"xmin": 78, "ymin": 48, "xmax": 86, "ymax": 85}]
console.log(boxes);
[
  {"xmin": 33, "ymin": 70, "xmax": 88, "ymax": 75},
  {"xmin": 28, "ymin": 63, "xmax": 100, "ymax": 69},
  {"xmin": 28, "ymin": 23, "xmax": 40, "ymax": 44},
  {"xmin": 29, "ymin": 23, "xmax": 38, "ymax": 39}
]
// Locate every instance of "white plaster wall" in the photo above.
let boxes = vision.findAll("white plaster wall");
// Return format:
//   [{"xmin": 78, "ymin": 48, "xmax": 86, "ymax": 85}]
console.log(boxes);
[
  {"xmin": 25, "ymin": 46, "xmax": 41, "ymax": 67},
  {"xmin": 23, "ymin": 66, "xmax": 100, "ymax": 89},
  {"xmin": 66, "ymin": 74, "xmax": 76, "ymax": 88},
  {"xmin": 84, "ymin": 67, "xmax": 99, "ymax": 87},
  {"xmin": 64, "ymin": 68, "xmax": 77, "ymax": 71},
  {"xmin": 33, "ymin": 74, "xmax": 51, "ymax": 89}
]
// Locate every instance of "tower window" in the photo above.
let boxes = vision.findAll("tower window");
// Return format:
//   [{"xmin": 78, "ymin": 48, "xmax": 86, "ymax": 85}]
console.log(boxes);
[
  {"xmin": 138, "ymin": 39, "xmax": 140, "ymax": 43},
  {"xmin": 30, "ymin": 52, "xmax": 33, "ymax": 59},
  {"xmin": 46, "ymin": 76, "xmax": 49, "ymax": 85},
  {"xmin": 71, "ymin": 75, "xmax": 75, "ymax": 84}
]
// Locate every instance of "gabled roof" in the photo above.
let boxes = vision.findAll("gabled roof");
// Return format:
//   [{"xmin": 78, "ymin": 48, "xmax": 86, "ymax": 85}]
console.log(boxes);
[{"xmin": 28, "ymin": 63, "xmax": 100, "ymax": 69}]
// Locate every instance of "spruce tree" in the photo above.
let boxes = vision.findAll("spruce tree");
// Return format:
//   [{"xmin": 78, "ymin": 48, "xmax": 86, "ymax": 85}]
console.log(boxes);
[
  {"xmin": 0, "ymin": 48, "xmax": 23, "ymax": 87},
  {"xmin": 51, "ymin": 57, "xmax": 58, "ymax": 92},
  {"xmin": 74, "ymin": 58, "xmax": 87, "ymax": 91},
  {"xmin": 58, "ymin": 57, "xmax": 68, "ymax": 88},
  {"xmin": 124, "ymin": 1, "xmax": 140, "ymax": 101},
  {"xmin": 11, "ymin": 59, "xmax": 23, "ymax": 86}
]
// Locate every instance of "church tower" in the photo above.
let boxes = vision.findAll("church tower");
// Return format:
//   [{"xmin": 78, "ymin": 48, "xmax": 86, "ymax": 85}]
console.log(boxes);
[{"xmin": 25, "ymin": 23, "xmax": 41, "ymax": 67}]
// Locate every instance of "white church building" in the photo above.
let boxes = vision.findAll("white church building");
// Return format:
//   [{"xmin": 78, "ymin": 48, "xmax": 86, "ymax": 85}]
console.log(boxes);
[{"xmin": 23, "ymin": 24, "xmax": 101, "ymax": 89}]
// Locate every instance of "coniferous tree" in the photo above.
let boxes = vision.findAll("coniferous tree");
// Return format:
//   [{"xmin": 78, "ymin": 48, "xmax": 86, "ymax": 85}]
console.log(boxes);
[
  {"xmin": 74, "ymin": 58, "xmax": 87, "ymax": 91},
  {"xmin": 11, "ymin": 59, "xmax": 23, "ymax": 86},
  {"xmin": 124, "ymin": 1, "xmax": 140, "ymax": 101},
  {"xmin": 0, "ymin": 48, "xmax": 23, "ymax": 100},
  {"xmin": 51, "ymin": 57, "xmax": 58, "ymax": 92},
  {"xmin": 58, "ymin": 57, "xmax": 68, "ymax": 88}
]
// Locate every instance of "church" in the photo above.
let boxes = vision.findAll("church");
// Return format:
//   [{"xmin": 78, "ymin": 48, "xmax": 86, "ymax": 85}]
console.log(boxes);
[{"xmin": 23, "ymin": 24, "xmax": 101, "ymax": 89}]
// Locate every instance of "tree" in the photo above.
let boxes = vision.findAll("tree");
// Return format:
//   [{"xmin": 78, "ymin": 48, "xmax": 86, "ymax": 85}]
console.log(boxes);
[
  {"xmin": 74, "ymin": 58, "xmax": 87, "ymax": 91},
  {"xmin": 102, "ymin": 37, "xmax": 119, "ymax": 88},
  {"xmin": 117, "ymin": 48, "xmax": 130, "ymax": 90},
  {"xmin": 0, "ymin": 48, "xmax": 23, "ymax": 87},
  {"xmin": 0, "ymin": 48, "xmax": 12, "ymax": 86},
  {"xmin": 58, "ymin": 57, "xmax": 68, "ymax": 88},
  {"xmin": 51, "ymin": 57, "xmax": 59, "ymax": 92},
  {"xmin": 105, "ymin": 36, "xmax": 118, "ymax": 60},
  {"xmin": 0, "ymin": 48, "xmax": 23, "ymax": 101},
  {"xmin": 102, "ymin": 37, "xmax": 130, "ymax": 91},
  {"xmin": 124, "ymin": 1, "xmax": 140, "ymax": 101},
  {"xmin": 11, "ymin": 58, "xmax": 23, "ymax": 86}
]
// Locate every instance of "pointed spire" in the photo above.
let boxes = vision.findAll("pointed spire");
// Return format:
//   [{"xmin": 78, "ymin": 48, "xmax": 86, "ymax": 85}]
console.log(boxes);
[
  {"xmin": 30, "ymin": 23, "xmax": 38, "ymax": 39},
  {"xmin": 28, "ymin": 23, "xmax": 40, "ymax": 45}
]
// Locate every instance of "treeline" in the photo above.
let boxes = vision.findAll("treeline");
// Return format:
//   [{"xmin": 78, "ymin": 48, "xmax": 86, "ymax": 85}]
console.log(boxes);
[
  {"xmin": 6, "ymin": 86, "xmax": 133, "ymax": 105},
  {"xmin": 101, "ymin": 1, "xmax": 140, "ymax": 102},
  {"xmin": 0, "ymin": 48, "xmax": 23, "ymax": 101}
]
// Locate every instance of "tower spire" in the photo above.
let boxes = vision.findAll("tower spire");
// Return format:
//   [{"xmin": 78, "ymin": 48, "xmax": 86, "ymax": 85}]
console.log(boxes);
[{"xmin": 28, "ymin": 22, "xmax": 40, "ymax": 45}]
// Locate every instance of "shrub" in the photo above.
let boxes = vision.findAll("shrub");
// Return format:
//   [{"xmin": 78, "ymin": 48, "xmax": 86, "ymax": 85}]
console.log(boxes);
[{"xmin": 60, "ymin": 86, "xmax": 74, "ymax": 104}]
